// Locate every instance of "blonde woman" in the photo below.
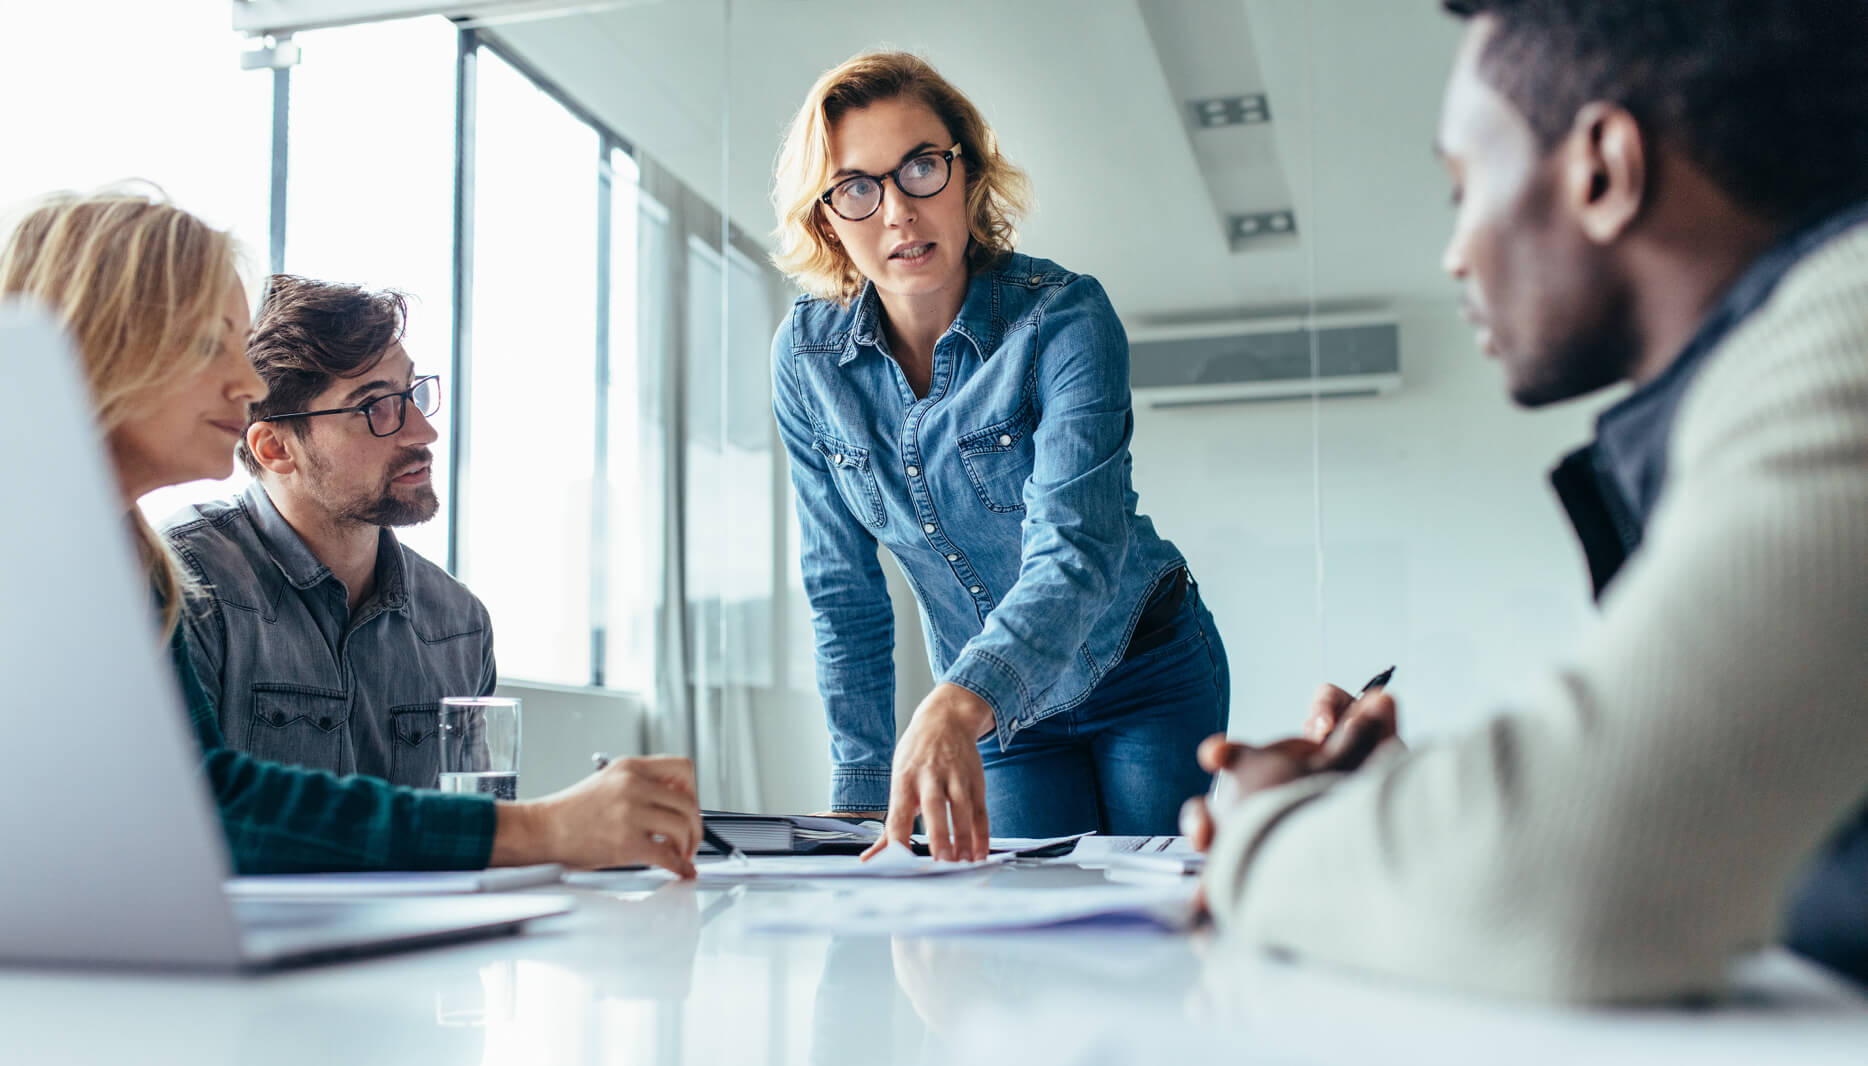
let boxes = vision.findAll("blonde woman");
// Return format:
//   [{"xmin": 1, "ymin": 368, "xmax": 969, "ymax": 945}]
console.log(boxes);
[
  {"xmin": 1, "ymin": 189, "xmax": 703, "ymax": 875},
  {"xmin": 771, "ymin": 53, "xmax": 1230, "ymax": 860}
]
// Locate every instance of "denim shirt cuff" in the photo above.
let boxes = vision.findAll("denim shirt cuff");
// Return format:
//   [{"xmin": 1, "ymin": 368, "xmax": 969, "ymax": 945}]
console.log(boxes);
[
  {"xmin": 942, "ymin": 649, "xmax": 1030, "ymax": 751},
  {"xmin": 830, "ymin": 768, "xmax": 893, "ymax": 812}
]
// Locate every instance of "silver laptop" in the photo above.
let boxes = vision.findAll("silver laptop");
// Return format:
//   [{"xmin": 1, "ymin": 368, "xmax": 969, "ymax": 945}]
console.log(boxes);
[{"xmin": 0, "ymin": 304, "xmax": 572, "ymax": 970}]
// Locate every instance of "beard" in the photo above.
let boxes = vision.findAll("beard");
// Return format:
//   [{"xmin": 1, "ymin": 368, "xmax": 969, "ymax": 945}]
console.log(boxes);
[
  {"xmin": 313, "ymin": 446, "xmax": 441, "ymax": 528},
  {"xmin": 346, "ymin": 480, "xmax": 439, "ymax": 528}
]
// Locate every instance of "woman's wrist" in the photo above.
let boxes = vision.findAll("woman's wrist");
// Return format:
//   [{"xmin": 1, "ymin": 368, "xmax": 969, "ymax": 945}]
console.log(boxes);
[
  {"xmin": 927, "ymin": 682, "xmax": 997, "ymax": 737},
  {"xmin": 489, "ymin": 800, "xmax": 547, "ymax": 867}
]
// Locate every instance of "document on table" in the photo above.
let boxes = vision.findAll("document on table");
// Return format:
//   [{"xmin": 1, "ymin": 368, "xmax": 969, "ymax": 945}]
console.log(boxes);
[
  {"xmin": 567, "ymin": 842, "xmax": 1015, "ymax": 886},
  {"xmin": 1057, "ymin": 835, "xmax": 1197, "ymax": 869},
  {"xmin": 225, "ymin": 863, "xmax": 565, "ymax": 898},
  {"xmin": 743, "ymin": 881, "xmax": 1200, "ymax": 935},
  {"xmin": 911, "ymin": 832, "xmax": 1095, "ymax": 855},
  {"xmin": 693, "ymin": 842, "xmax": 1015, "ymax": 881}
]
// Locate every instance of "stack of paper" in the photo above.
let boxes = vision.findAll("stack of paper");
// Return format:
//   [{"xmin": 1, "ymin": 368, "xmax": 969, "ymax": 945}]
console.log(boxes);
[{"xmin": 701, "ymin": 812, "xmax": 880, "ymax": 854}]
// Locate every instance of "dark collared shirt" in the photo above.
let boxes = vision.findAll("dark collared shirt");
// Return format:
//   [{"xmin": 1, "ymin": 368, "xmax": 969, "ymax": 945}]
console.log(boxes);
[
  {"xmin": 1550, "ymin": 200, "xmax": 1868, "ymax": 983},
  {"xmin": 165, "ymin": 484, "xmax": 496, "ymax": 788},
  {"xmin": 1552, "ymin": 200, "xmax": 1868, "ymax": 596}
]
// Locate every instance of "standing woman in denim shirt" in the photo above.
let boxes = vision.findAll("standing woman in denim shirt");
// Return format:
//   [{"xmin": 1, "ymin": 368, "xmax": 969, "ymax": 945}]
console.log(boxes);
[{"xmin": 770, "ymin": 52, "xmax": 1230, "ymax": 859}]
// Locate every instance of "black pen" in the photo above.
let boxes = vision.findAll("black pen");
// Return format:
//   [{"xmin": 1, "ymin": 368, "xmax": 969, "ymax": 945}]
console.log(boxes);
[
  {"xmin": 591, "ymin": 752, "xmax": 747, "ymax": 862},
  {"xmin": 1326, "ymin": 665, "xmax": 1396, "ymax": 739},
  {"xmin": 1355, "ymin": 665, "xmax": 1395, "ymax": 700}
]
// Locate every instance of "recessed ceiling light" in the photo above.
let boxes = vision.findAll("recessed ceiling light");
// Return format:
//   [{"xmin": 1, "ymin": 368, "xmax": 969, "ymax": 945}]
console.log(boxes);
[{"xmin": 1187, "ymin": 94, "xmax": 1272, "ymax": 129}]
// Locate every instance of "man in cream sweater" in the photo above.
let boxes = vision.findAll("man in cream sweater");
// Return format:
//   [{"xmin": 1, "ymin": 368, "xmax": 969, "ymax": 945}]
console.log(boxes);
[{"xmin": 1191, "ymin": 0, "xmax": 1868, "ymax": 1001}]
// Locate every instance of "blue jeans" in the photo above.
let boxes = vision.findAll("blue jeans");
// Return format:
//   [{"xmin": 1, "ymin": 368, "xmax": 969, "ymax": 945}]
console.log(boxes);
[{"xmin": 978, "ymin": 582, "xmax": 1230, "ymax": 837}]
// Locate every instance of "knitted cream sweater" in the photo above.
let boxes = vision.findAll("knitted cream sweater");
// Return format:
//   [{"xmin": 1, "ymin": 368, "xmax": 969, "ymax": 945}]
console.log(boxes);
[{"xmin": 1204, "ymin": 223, "xmax": 1868, "ymax": 1003}]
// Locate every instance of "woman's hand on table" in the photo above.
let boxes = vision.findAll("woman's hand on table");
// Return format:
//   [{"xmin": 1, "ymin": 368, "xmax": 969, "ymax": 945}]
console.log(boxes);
[{"xmin": 862, "ymin": 683, "xmax": 996, "ymax": 862}]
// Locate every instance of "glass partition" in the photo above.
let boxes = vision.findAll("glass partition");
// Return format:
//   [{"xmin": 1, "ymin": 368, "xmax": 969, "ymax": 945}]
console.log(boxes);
[
  {"xmin": 178, "ymin": 0, "xmax": 1627, "ymax": 814},
  {"xmin": 1290, "ymin": 1, "xmax": 1613, "ymax": 739},
  {"xmin": 713, "ymin": 0, "xmax": 1619, "ymax": 801}
]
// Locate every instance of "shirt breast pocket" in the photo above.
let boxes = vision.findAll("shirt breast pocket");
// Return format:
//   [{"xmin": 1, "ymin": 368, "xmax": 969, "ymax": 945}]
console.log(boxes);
[
  {"xmin": 248, "ymin": 685, "xmax": 348, "ymax": 773},
  {"xmin": 813, "ymin": 433, "xmax": 888, "ymax": 529},
  {"xmin": 958, "ymin": 406, "xmax": 1036, "ymax": 514},
  {"xmin": 389, "ymin": 703, "xmax": 442, "ymax": 788}
]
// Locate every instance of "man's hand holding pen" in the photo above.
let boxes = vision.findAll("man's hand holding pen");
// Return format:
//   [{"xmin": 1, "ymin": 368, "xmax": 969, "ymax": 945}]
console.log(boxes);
[{"xmin": 1180, "ymin": 670, "xmax": 1403, "ymax": 855}]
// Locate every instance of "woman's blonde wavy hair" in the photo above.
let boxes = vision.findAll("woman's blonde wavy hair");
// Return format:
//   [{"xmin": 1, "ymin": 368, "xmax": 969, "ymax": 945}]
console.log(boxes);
[
  {"xmin": 771, "ymin": 51, "xmax": 1033, "ymax": 305},
  {"xmin": 0, "ymin": 187, "xmax": 240, "ymax": 637}
]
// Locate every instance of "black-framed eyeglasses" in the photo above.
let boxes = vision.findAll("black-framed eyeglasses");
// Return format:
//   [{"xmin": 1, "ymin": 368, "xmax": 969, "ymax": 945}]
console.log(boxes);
[
  {"xmin": 819, "ymin": 143, "xmax": 963, "ymax": 222},
  {"xmin": 259, "ymin": 375, "xmax": 442, "ymax": 438}
]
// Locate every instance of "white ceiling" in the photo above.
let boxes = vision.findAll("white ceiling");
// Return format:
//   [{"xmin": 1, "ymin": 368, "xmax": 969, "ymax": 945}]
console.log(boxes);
[{"xmin": 492, "ymin": 0, "xmax": 1465, "ymax": 322}]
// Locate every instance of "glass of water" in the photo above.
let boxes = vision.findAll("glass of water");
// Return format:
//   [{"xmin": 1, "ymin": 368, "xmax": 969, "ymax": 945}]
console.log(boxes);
[{"xmin": 437, "ymin": 697, "xmax": 521, "ymax": 801}]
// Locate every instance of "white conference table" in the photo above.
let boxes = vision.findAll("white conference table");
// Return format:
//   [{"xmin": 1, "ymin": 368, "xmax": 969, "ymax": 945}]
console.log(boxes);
[{"xmin": 5, "ymin": 862, "xmax": 1865, "ymax": 1066}]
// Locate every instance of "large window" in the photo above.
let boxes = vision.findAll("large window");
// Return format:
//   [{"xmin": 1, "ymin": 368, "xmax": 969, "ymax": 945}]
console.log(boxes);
[
  {"xmin": 684, "ymin": 239, "xmax": 778, "ymax": 687},
  {"xmin": 458, "ymin": 46, "xmax": 605, "ymax": 686},
  {"xmin": 14, "ymin": 8, "xmax": 789, "ymax": 703},
  {"xmin": 280, "ymin": 17, "xmax": 460, "ymax": 567},
  {"xmin": 0, "ymin": 3, "xmax": 270, "ymax": 527},
  {"xmin": 603, "ymin": 150, "xmax": 657, "ymax": 691}
]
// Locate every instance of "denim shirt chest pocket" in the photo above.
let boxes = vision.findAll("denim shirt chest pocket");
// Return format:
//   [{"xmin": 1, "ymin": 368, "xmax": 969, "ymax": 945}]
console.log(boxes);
[
  {"xmin": 814, "ymin": 432, "xmax": 888, "ymax": 529},
  {"xmin": 957, "ymin": 404, "xmax": 1037, "ymax": 514},
  {"xmin": 390, "ymin": 703, "xmax": 442, "ymax": 788},
  {"xmin": 249, "ymin": 684, "xmax": 349, "ymax": 772}
]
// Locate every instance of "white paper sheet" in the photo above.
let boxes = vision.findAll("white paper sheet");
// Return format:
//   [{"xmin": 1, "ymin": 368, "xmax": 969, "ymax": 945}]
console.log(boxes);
[
  {"xmin": 1053, "ymin": 835, "xmax": 1195, "ymax": 868},
  {"xmin": 909, "ymin": 831, "xmax": 1095, "ymax": 854},
  {"xmin": 742, "ymin": 881, "xmax": 1198, "ymax": 934},
  {"xmin": 704, "ymin": 841, "xmax": 1014, "ymax": 880},
  {"xmin": 579, "ymin": 842, "xmax": 1016, "ymax": 884}
]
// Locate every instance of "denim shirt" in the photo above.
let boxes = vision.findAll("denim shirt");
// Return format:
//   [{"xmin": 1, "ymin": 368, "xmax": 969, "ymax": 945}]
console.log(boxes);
[
  {"xmin": 164, "ymin": 484, "xmax": 496, "ymax": 788},
  {"xmin": 772, "ymin": 252, "xmax": 1186, "ymax": 810}
]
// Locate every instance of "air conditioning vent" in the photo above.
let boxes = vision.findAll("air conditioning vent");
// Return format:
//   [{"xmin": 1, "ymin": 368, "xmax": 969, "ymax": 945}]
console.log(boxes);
[{"xmin": 1130, "ymin": 313, "xmax": 1401, "ymax": 407}]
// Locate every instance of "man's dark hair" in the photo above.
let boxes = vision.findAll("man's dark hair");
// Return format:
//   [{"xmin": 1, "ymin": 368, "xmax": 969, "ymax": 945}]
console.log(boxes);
[
  {"xmin": 238, "ymin": 275, "xmax": 409, "ymax": 475},
  {"xmin": 1443, "ymin": 0, "xmax": 1868, "ymax": 224}
]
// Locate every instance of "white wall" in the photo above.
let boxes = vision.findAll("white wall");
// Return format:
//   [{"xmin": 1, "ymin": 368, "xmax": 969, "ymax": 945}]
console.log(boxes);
[
  {"xmin": 1131, "ymin": 302, "xmax": 1618, "ymax": 745},
  {"xmin": 495, "ymin": 679, "xmax": 645, "ymax": 800}
]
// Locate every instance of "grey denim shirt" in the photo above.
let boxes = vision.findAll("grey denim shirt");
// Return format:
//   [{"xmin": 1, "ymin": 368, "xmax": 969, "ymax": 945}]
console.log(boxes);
[{"xmin": 164, "ymin": 484, "xmax": 496, "ymax": 788}]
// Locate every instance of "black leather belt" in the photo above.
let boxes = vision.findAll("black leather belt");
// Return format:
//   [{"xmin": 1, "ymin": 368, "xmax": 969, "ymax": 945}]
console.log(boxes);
[{"xmin": 1121, "ymin": 567, "xmax": 1190, "ymax": 661}]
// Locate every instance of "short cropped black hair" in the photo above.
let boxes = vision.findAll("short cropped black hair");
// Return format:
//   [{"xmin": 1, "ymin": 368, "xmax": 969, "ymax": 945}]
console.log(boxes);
[{"xmin": 1443, "ymin": 0, "xmax": 1868, "ymax": 224}]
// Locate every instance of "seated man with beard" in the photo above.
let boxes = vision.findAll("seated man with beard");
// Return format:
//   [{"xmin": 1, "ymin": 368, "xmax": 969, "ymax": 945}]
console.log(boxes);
[{"xmin": 166, "ymin": 275, "xmax": 493, "ymax": 788}]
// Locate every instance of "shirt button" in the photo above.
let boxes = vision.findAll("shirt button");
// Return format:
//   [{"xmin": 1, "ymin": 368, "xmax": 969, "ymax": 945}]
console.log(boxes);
[
  {"xmin": 998, "ymin": 434, "xmax": 1013, "ymax": 446},
  {"xmin": 271, "ymin": 713, "xmax": 286, "ymax": 726},
  {"xmin": 1029, "ymin": 275, "xmax": 1042, "ymax": 284},
  {"xmin": 906, "ymin": 465, "xmax": 919, "ymax": 477},
  {"xmin": 969, "ymin": 586, "xmax": 982, "ymax": 594},
  {"xmin": 946, "ymin": 554, "xmax": 958, "ymax": 562},
  {"xmin": 318, "ymin": 717, "xmax": 333, "ymax": 729},
  {"xmin": 831, "ymin": 453, "xmax": 843, "ymax": 465},
  {"xmin": 923, "ymin": 522, "xmax": 936, "ymax": 533}
]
